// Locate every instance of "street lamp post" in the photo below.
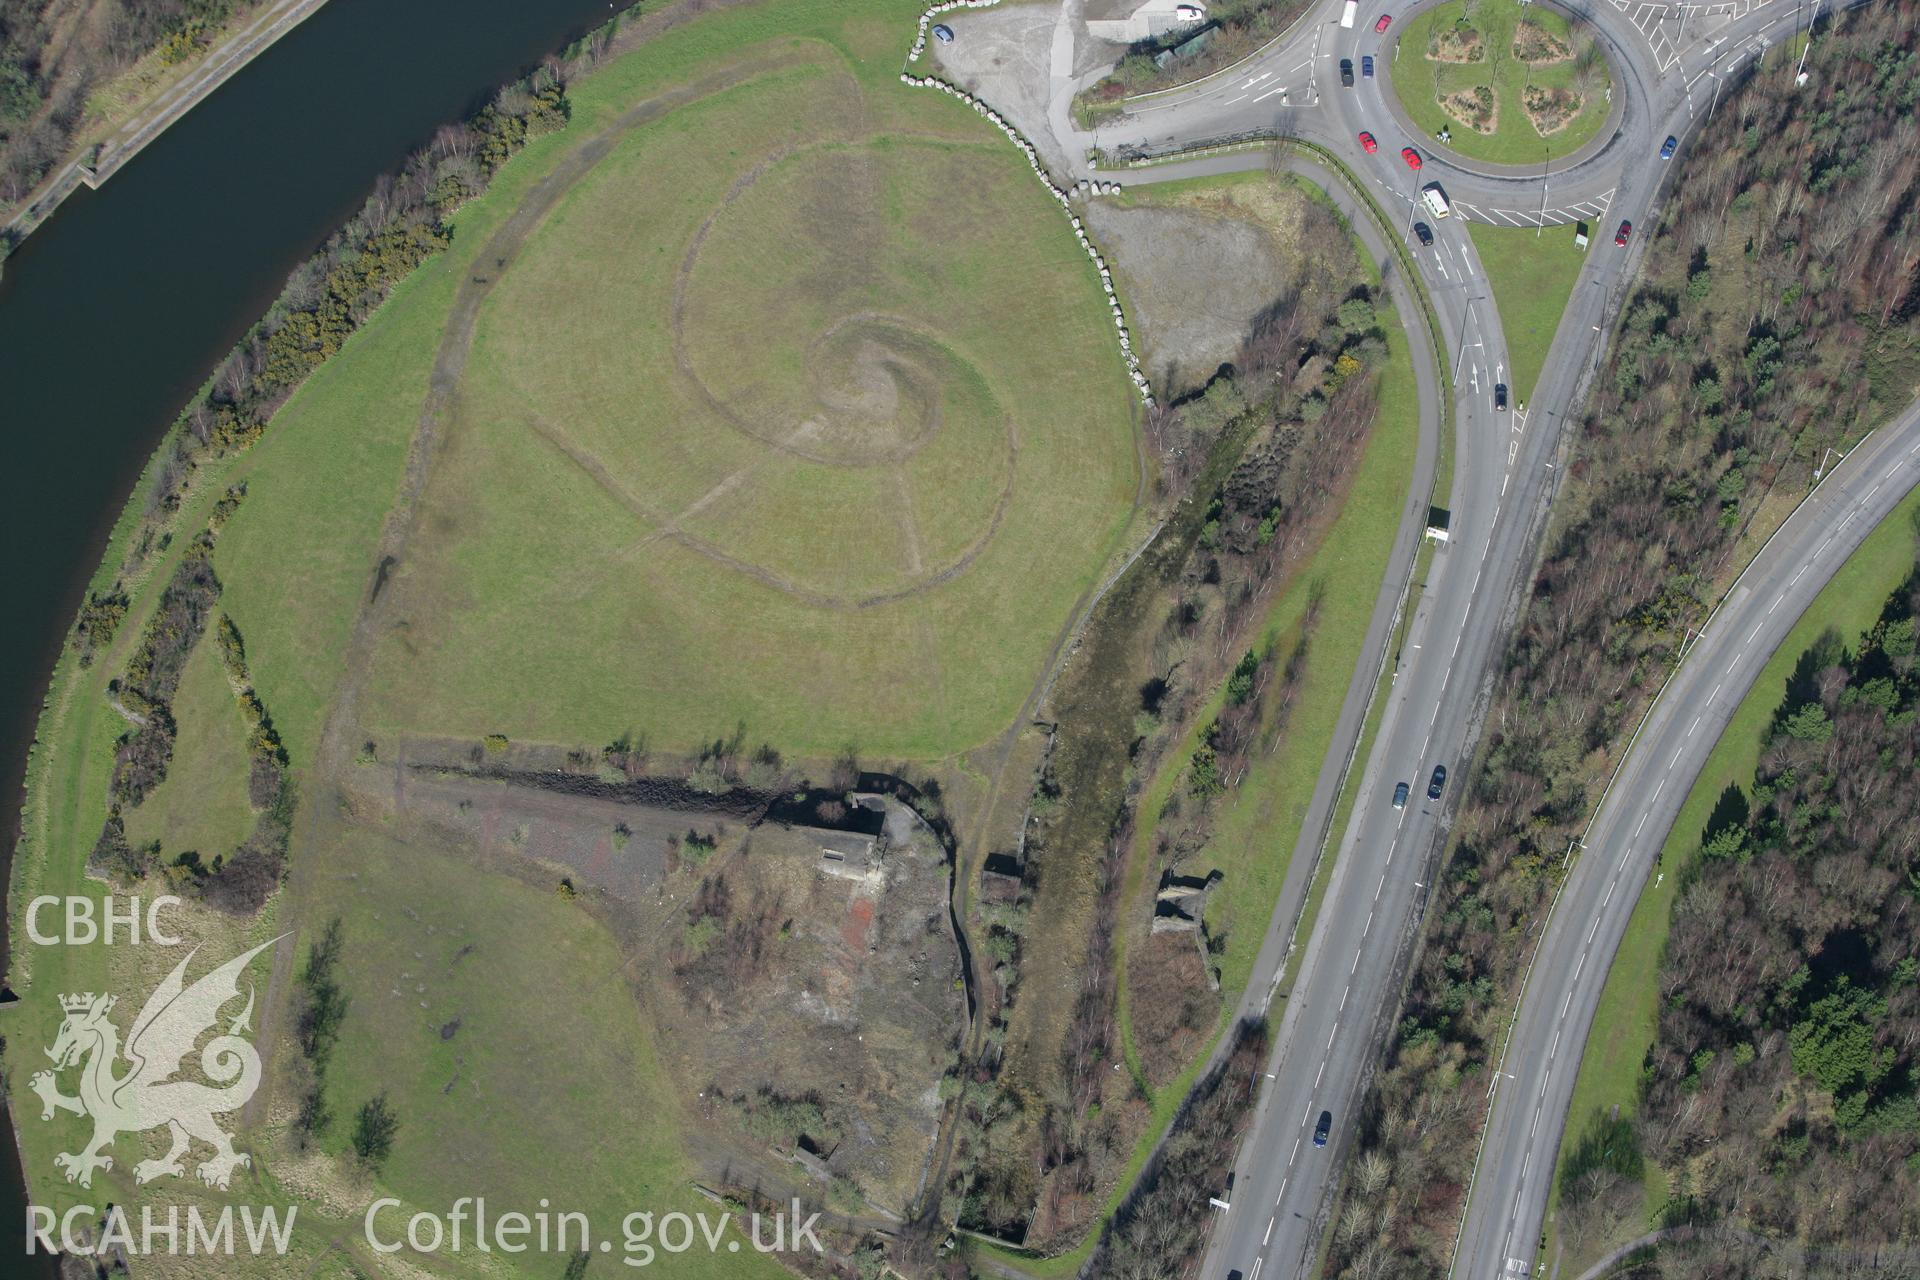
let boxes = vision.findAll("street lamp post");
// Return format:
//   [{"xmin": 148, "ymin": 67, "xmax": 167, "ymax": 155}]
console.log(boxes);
[
  {"xmin": 1537, "ymin": 146, "xmax": 1549, "ymax": 237},
  {"xmin": 1795, "ymin": 0, "xmax": 1821, "ymax": 85}
]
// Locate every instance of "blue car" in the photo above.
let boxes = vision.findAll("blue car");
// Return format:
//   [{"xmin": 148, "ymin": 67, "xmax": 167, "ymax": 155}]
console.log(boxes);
[
  {"xmin": 1659, "ymin": 134, "xmax": 1678, "ymax": 159},
  {"xmin": 1362, "ymin": 54, "xmax": 1375, "ymax": 78}
]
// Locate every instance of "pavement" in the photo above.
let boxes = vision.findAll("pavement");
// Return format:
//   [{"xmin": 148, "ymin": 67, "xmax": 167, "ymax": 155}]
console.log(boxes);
[
  {"xmin": 929, "ymin": 0, "xmax": 1910, "ymax": 1276},
  {"xmin": 3, "ymin": 0, "xmax": 330, "ymax": 242}
]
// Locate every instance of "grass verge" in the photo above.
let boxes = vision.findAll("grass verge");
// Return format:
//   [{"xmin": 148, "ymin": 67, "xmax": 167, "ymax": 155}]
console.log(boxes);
[
  {"xmin": 978, "ymin": 174, "xmax": 1427, "ymax": 1280},
  {"xmin": 1467, "ymin": 220, "xmax": 1592, "ymax": 404},
  {"xmin": 1544, "ymin": 481, "xmax": 1920, "ymax": 1273}
]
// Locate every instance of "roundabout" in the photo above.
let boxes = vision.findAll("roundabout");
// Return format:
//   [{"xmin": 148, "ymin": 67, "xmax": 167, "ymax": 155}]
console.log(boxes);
[
  {"xmin": 1382, "ymin": 0, "xmax": 1616, "ymax": 166},
  {"xmin": 957, "ymin": 0, "xmax": 1894, "ymax": 1273}
]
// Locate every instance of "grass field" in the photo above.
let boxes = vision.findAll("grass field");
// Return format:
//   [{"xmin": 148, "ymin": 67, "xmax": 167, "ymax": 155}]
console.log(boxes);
[
  {"xmin": 343, "ymin": 23, "xmax": 1138, "ymax": 762},
  {"xmin": 121, "ymin": 626, "xmax": 258, "ymax": 862},
  {"xmin": 301, "ymin": 829, "xmax": 788, "ymax": 1277},
  {"xmin": 9, "ymin": 0, "xmax": 1134, "ymax": 1270},
  {"xmin": 1389, "ymin": 0, "xmax": 1611, "ymax": 165},
  {"xmin": 1544, "ymin": 483, "xmax": 1920, "ymax": 1273},
  {"xmin": 1467, "ymin": 220, "xmax": 1592, "ymax": 403}
]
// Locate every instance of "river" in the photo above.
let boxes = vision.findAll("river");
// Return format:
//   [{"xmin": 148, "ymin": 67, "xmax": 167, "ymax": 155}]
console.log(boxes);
[{"xmin": 0, "ymin": 0, "xmax": 637, "ymax": 1266}]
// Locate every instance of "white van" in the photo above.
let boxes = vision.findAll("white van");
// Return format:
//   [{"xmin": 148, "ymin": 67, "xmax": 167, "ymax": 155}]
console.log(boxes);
[
  {"xmin": 1340, "ymin": 0, "xmax": 1359, "ymax": 27},
  {"xmin": 1420, "ymin": 182, "xmax": 1451, "ymax": 220}
]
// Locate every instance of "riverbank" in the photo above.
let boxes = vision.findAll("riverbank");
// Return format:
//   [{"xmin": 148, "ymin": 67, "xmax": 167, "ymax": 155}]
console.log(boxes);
[
  {"xmin": 1, "ymin": 0, "xmax": 330, "ymax": 258},
  {"xmin": 0, "ymin": 0, "xmax": 658, "ymax": 1266}
]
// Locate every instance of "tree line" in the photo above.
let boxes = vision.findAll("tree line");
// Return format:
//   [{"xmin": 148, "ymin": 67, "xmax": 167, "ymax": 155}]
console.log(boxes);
[
  {"xmin": 1323, "ymin": 4, "xmax": 1920, "ymax": 1276},
  {"xmin": 2, "ymin": 1, "xmax": 249, "ymax": 234},
  {"xmin": 934, "ymin": 202, "xmax": 1397, "ymax": 1262},
  {"xmin": 1589, "ymin": 540, "xmax": 1920, "ymax": 1263},
  {"xmin": 89, "ymin": 486, "xmax": 294, "ymax": 914}
]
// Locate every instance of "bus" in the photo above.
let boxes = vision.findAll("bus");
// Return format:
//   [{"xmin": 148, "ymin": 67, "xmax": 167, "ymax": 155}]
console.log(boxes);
[{"xmin": 1340, "ymin": 0, "xmax": 1359, "ymax": 27}]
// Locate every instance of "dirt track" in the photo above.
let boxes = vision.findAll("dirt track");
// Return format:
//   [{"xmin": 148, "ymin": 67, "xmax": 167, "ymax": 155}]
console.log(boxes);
[{"xmin": 244, "ymin": 44, "xmax": 814, "ymax": 1136}]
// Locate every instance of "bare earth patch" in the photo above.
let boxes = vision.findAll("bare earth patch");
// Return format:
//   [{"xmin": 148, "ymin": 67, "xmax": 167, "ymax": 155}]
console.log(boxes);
[
  {"xmin": 1513, "ymin": 19, "xmax": 1571, "ymax": 63},
  {"xmin": 1427, "ymin": 24, "xmax": 1485, "ymax": 62},
  {"xmin": 368, "ymin": 752, "xmax": 964, "ymax": 1216},
  {"xmin": 1523, "ymin": 84, "xmax": 1583, "ymax": 135},
  {"xmin": 1079, "ymin": 201, "xmax": 1294, "ymax": 397},
  {"xmin": 1125, "ymin": 931, "xmax": 1219, "ymax": 1090},
  {"xmin": 1442, "ymin": 85, "xmax": 1498, "ymax": 133}
]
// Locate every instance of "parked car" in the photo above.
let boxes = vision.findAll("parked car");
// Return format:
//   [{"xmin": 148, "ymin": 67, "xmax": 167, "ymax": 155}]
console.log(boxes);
[
  {"xmin": 1401, "ymin": 146, "xmax": 1422, "ymax": 170},
  {"xmin": 1615, "ymin": 219, "xmax": 1632, "ymax": 246},
  {"xmin": 1375, "ymin": 13, "xmax": 1393, "ymax": 32},
  {"xmin": 1340, "ymin": 58, "xmax": 1355, "ymax": 86},
  {"xmin": 1494, "ymin": 382, "xmax": 1508, "ymax": 411},
  {"xmin": 932, "ymin": 22, "xmax": 954, "ymax": 42},
  {"xmin": 1313, "ymin": 1110, "xmax": 1334, "ymax": 1147},
  {"xmin": 1358, "ymin": 130, "xmax": 1378, "ymax": 153},
  {"xmin": 1659, "ymin": 134, "xmax": 1678, "ymax": 160},
  {"xmin": 1413, "ymin": 221, "xmax": 1434, "ymax": 246},
  {"xmin": 1362, "ymin": 54, "xmax": 1374, "ymax": 77},
  {"xmin": 1427, "ymin": 765, "xmax": 1448, "ymax": 799},
  {"xmin": 1392, "ymin": 781, "xmax": 1410, "ymax": 809}
]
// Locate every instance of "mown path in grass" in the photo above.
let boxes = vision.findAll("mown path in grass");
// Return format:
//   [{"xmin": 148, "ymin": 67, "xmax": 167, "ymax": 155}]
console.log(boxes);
[
  {"xmin": 1545, "ymin": 483, "xmax": 1920, "ymax": 1275},
  {"xmin": 11, "ymin": 1, "xmax": 1143, "ymax": 1272}
]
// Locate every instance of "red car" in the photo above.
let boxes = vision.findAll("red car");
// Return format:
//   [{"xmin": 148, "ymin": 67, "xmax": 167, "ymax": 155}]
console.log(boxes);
[
  {"xmin": 1359, "ymin": 131, "xmax": 1378, "ymax": 153},
  {"xmin": 1375, "ymin": 13, "xmax": 1393, "ymax": 32},
  {"xmin": 1401, "ymin": 146, "xmax": 1422, "ymax": 170},
  {"xmin": 1614, "ymin": 219, "xmax": 1632, "ymax": 246}
]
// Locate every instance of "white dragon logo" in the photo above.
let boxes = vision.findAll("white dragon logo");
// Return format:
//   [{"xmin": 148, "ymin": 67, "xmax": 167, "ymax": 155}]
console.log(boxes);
[{"xmin": 29, "ymin": 936, "xmax": 285, "ymax": 1191}]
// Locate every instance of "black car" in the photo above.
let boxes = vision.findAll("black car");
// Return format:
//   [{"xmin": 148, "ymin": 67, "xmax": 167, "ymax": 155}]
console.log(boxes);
[
  {"xmin": 1413, "ymin": 221, "xmax": 1434, "ymax": 246},
  {"xmin": 1339, "ymin": 58, "xmax": 1354, "ymax": 87},
  {"xmin": 1392, "ymin": 781, "xmax": 1410, "ymax": 809},
  {"xmin": 1313, "ymin": 1110, "xmax": 1333, "ymax": 1147},
  {"xmin": 1427, "ymin": 765, "xmax": 1447, "ymax": 799},
  {"xmin": 1494, "ymin": 383, "xmax": 1508, "ymax": 411}
]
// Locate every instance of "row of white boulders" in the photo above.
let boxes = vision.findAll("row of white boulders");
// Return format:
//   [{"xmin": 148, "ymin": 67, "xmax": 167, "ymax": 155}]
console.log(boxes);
[
  {"xmin": 1072, "ymin": 180, "xmax": 1124, "ymax": 198},
  {"xmin": 896, "ymin": 67, "xmax": 1152, "ymax": 407},
  {"xmin": 909, "ymin": 0, "xmax": 1001, "ymax": 62}
]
